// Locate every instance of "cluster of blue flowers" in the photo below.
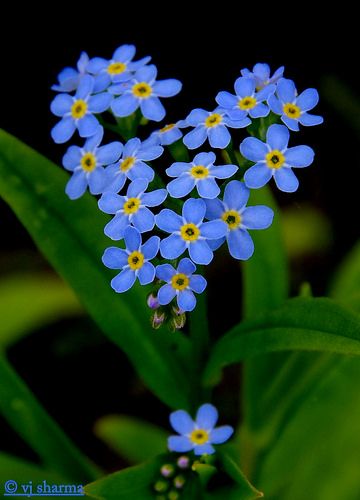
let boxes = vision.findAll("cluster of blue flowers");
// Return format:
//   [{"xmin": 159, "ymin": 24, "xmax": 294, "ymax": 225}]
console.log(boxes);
[{"xmin": 51, "ymin": 49, "xmax": 323, "ymax": 324}]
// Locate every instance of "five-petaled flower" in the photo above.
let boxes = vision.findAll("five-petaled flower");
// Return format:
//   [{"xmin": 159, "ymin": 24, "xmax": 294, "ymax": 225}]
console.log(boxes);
[
  {"xmin": 268, "ymin": 78, "xmax": 323, "ymax": 131},
  {"xmin": 50, "ymin": 75, "xmax": 112, "ymax": 144},
  {"xmin": 51, "ymin": 52, "xmax": 89, "ymax": 93},
  {"xmin": 104, "ymin": 137, "xmax": 163, "ymax": 193},
  {"xmin": 156, "ymin": 198, "xmax": 227, "ymax": 265},
  {"xmin": 216, "ymin": 76, "xmax": 275, "ymax": 121},
  {"xmin": 87, "ymin": 44, "xmax": 151, "ymax": 92},
  {"xmin": 62, "ymin": 127, "xmax": 122, "ymax": 200},
  {"xmin": 98, "ymin": 178, "xmax": 167, "ymax": 240},
  {"xmin": 110, "ymin": 65, "xmax": 182, "ymax": 122},
  {"xmin": 241, "ymin": 63, "xmax": 284, "ymax": 90},
  {"xmin": 102, "ymin": 226, "xmax": 159, "ymax": 293},
  {"xmin": 240, "ymin": 124, "xmax": 315, "ymax": 192},
  {"xmin": 205, "ymin": 180, "xmax": 274, "ymax": 260},
  {"xmin": 156, "ymin": 258, "xmax": 207, "ymax": 312},
  {"xmin": 183, "ymin": 107, "xmax": 250, "ymax": 150},
  {"xmin": 168, "ymin": 403, "xmax": 233, "ymax": 456},
  {"xmin": 166, "ymin": 151, "xmax": 238, "ymax": 199}
]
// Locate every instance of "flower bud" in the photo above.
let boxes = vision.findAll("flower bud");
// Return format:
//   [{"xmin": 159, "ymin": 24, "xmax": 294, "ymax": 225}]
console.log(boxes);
[
  {"xmin": 160, "ymin": 463, "xmax": 175, "ymax": 478},
  {"xmin": 147, "ymin": 293, "xmax": 160, "ymax": 309},
  {"xmin": 151, "ymin": 310, "xmax": 166, "ymax": 329},
  {"xmin": 153, "ymin": 479, "xmax": 169, "ymax": 493},
  {"xmin": 176, "ymin": 455, "xmax": 190, "ymax": 469},
  {"xmin": 171, "ymin": 312, "xmax": 186, "ymax": 330},
  {"xmin": 168, "ymin": 490, "xmax": 180, "ymax": 500},
  {"xmin": 173, "ymin": 475, "xmax": 186, "ymax": 489}
]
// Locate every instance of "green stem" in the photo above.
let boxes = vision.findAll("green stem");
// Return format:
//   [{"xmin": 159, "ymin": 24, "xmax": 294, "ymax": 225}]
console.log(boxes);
[{"xmin": 167, "ymin": 140, "xmax": 190, "ymax": 162}]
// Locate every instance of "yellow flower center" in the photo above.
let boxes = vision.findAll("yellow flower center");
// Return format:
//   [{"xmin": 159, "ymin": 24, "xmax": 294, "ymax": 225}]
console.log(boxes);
[
  {"xmin": 171, "ymin": 273, "xmax": 190, "ymax": 291},
  {"xmin": 123, "ymin": 197, "xmax": 141, "ymax": 214},
  {"xmin": 120, "ymin": 156, "xmax": 136, "ymax": 172},
  {"xmin": 71, "ymin": 99, "xmax": 87, "ymax": 119},
  {"xmin": 190, "ymin": 165, "xmax": 209, "ymax": 179},
  {"xmin": 238, "ymin": 96, "xmax": 257, "ymax": 110},
  {"xmin": 180, "ymin": 223, "xmax": 200, "ymax": 242},
  {"xmin": 190, "ymin": 429, "xmax": 209, "ymax": 445},
  {"xmin": 108, "ymin": 62, "xmax": 127, "ymax": 74},
  {"xmin": 132, "ymin": 82, "xmax": 153, "ymax": 98},
  {"xmin": 205, "ymin": 113, "xmax": 222, "ymax": 128},
  {"xmin": 222, "ymin": 210, "xmax": 241, "ymax": 229},
  {"xmin": 80, "ymin": 152, "xmax": 97, "ymax": 172},
  {"xmin": 160, "ymin": 123, "xmax": 175, "ymax": 133},
  {"xmin": 283, "ymin": 103, "xmax": 301, "ymax": 119},
  {"xmin": 127, "ymin": 251, "xmax": 144, "ymax": 270},
  {"xmin": 265, "ymin": 149, "xmax": 285, "ymax": 169}
]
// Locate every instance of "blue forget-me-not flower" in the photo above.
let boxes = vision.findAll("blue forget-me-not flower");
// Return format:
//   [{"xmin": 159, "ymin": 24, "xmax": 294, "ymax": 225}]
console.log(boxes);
[
  {"xmin": 241, "ymin": 63, "xmax": 284, "ymax": 90},
  {"xmin": 51, "ymin": 52, "xmax": 89, "ymax": 93}
]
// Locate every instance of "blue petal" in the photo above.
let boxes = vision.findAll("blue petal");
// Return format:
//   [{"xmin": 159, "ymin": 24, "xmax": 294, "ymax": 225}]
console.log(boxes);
[
  {"xmin": 128, "ymin": 161, "xmax": 155, "ymax": 182},
  {"xmin": 170, "ymin": 409, "xmax": 194, "ymax": 434},
  {"xmin": 128, "ymin": 55, "xmax": 151, "ymax": 70},
  {"xmin": 102, "ymin": 247, "xmax": 128, "ymax": 269},
  {"xmin": 156, "ymin": 263, "xmax": 176, "ymax": 282},
  {"xmin": 111, "ymin": 94, "xmax": 139, "ymax": 117},
  {"xmin": 156, "ymin": 209, "xmax": 183, "ymax": 232},
  {"xmin": 210, "ymin": 426, "xmax": 234, "ymax": 444},
  {"xmin": 207, "ymin": 237, "xmax": 225, "ymax": 251},
  {"xmin": 256, "ymin": 84, "xmax": 275, "ymax": 101},
  {"xmin": 98, "ymin": 192, "xmax": 124, "ymax": 214},
  {"xmin": 65, "ymin": 170, "xmax": 87, "ymax": 199},
  {"xmin": 285, "ymin": 145, "xmax": 314, "ymax": 167},
  {"xmin": 77, "ymin": 115, "xmax": 100, "ymax": 138},
  {"xmin": 215, "ymin": 91, "xmax": 238, "ymax": 108},
  {"xmin": 234, "ymin": 77, "xmax": 255, "ymax": 97},
  {"xmin": 138, "ymin": 144, "xmax": 164, "ymax": 160},
  {"xmin": 134, "ymin": 64, "xmax": 157, "ymax": 83},
  {"xmin": 244, "ymin": 163, "xmax": 272, "ymax": 189},
  {"xmin": 153, "ymin": 79, "xmax": 182, "ymax": 97},
  {"xmin": 93, "ymin": 73, "xmax": 112, "ymax": 93},
  {"xmin": 138, "ymin": 261, "xmax": 155, "ymax": 285},
  {"xmin": 223, "ymin": 116, "xmax": 251, "ymax": 128},
  {"xmin": 158, "ymin": 284, "xmax": 177, "ymax": 305},
  {"xmin": 168, "ymin": 436, "xmax": 193, "ymax": 453},
  {"xmin": 193, "ymin": 151, "xmax": 216, "ymax": 167},
  {"xmin": 88, "ymin": 168, "xmax": 107, "ymax": 194},
  {"xmin": 62, "ymin": 146, "xmax": 82, "ymax": 171},
  {"xmin": 177, "ymin": 258, "xmax": 196, "ymax": 275},
  {"xmin": 183, "ymin": 198, "xmax": 206, "ymax": 224},
  {"xmin": 298, "ymin": 113, "xmax": 324, "ymax": 127},
  {"xmin": 273, "ymin": 168, "xmax": 299, "ymax": 192},
  {"xmin": 167, "ymin": 176, "xmax": 195, "ymax": 198},
  {"xmin": 210, "ymin": 164, "xmax": 238, "ymax": 179},
  {"xmin": 196, "ymin": 403, "xmax": 218, "ymax": 429},
  {"xmin": 188, "ymin": 240, "xmax": 213, "ymax": 265},
  {"xmin": 281, "ymin": 115, "xmax": 299, "ymax": 131},
  {"xmin": 268, "ymin": 94, "xmax": 283, "ymax": 115},
  {"xmin": 160, "ymin": 234, "xmax": 186, "ymax": 259},
  {"xmin": 200, "ymin": 220, "xmax": 227, "ymax": 239},
  {"xmin": 276, "ymin": 78, "xmax": 296, "ymax": 103},
  {"xmin": 205, "ymin": 198, "xmax": 224, "ymax": 220},
  {"xmin": 249, "ymin": 102, "xmax": 269, "ymax": 118},
  {"xmin": 113, "ymin": 44, "xmax": 136, "ymax": 62},
  {"xmin": 183, "ymin": 126, "xmax": 207, "ymax": 149},
  {"xmin": 166, "ymin": 162, "xmax": 190, "ymax": 177},
  {"xmin": 253, "ymin": 63, "xmax": 270, "ymax": 81},
  {"xmin": 111, "ymin": 268, "xmax": 136, "ymax": 293},
  {"xmin": 124, "ymin": 226, "xmax": 142, "ymax": 251},
  {"xmin": 50, "ymin": 94, "xmax": 72, "ymax": 116},
  {"xmin": 97, "ymin": 142, "xmax": 123, "ymax": 165},
  {"xmin": 104, "ymin": 214, "xmax": 129, "ymax": 240},
  {"xmin": 127, "ymin": 178, "xmax": 148, "ymax": 197},
  {"xmin": 84, "ymin": 126, "xmax": 104, "ymax": 151},
  {"xmin": 160, "ymin": 127, "xmax": 182, "ymax": 145},
  {"xmin": 88, "ymin": 93, "xmax": 112, "ymax": 113},
  {"xmin": 266, "ymin": 124, "xmax": 289, "ymax": 151},
  {"xmin": 87, "ymin": 57, "xmax": 108, "ymax": 74},
  {"xmin": 140, "ymin": 96, "xmax": 165, "ymax": 122},
  {"xmin": 240, "ymin": 68, "xmax": 251, "ymax": 77},
  {"xmin": 189, "ymin": 274, "xmax": 207, "ymax": 293},
  {"xmin": 186, "ymin": 108, "xmax": 208, "ymax": 126},
  {"xmin": 240, "ymin": 137, "xmax": 267, "ymax": 162},
  {"xmin": 141, "ymin": 188, "xmax": 167, "ymax": 207},
  {"xmin": 51, "ymin": 117, "xmax": 76, "ymax": 144},
  {"xmin": 132, "ymin": 207, "xmax": 155, "ymax": 232},
  {"xmin": 123, "ymin": 137, "xmax": 141, "ymax": 157},
  {"xmin": 296, "ymin": 88, "xmax": 319, "ymax": 111},
  {"xmin": 228, "ymin": 229, "xmax": 254, "ymax": 260},
  {"xmin": 75, "ymin": 74, "xmax": 94, "ymax": 99},
  {"xmin": 241, "ymin": 206, "xmax": 274, "ymax": 229},
  {"xmin": 197, "ymin": 178, "xmax": 220, "ymax": 199},
  {"xmin": 142, "ymin": 235, "xmax": 160, "ymax": 259},
  {"xmin": 208, "ymin": 125, "xmax": 231, "ymax": 149},
  {"xmin": 223, "ymin": 180, "xmax": 249, "ymax": 210},
  {"xmin": 270, "ymin": 66, "xmax": 285, "ymax": 83},
  {"xmin": 177, "ymin": 289, "xmax": 196, "ymax": 311},
  {"xmin": 193, "ymin": 443, "xmax": 215, "ymax": 456}
]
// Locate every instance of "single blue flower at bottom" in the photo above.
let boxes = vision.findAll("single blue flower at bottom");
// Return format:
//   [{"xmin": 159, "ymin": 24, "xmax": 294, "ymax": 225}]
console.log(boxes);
[
  {"xmin": 156, "ymin": 258, "xmax": 207, "ymax": 312},
  {"xmin": 102, "ymin": 226, "xmax": 159, "ymax": 293},
  {"xmin": 168, "ymin": 403, "xmax": 234, "ymax": 456},
  {"xmin": 205, "ymin": 181, "xmax": 274, "ymax": 260}
]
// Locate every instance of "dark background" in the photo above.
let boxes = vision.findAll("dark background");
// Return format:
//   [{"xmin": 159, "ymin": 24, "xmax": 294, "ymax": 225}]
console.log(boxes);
[{"xmin": 0, "ymin": 11, "xmax": 358, "ymax": 472}]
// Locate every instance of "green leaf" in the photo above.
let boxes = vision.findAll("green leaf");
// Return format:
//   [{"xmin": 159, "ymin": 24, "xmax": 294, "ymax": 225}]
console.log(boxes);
[
  {"xmin": 203, "ymin": 297, "xmax": 360, "ymax": 386},
  {"xmin": 0, "ymin": 272, "xmax": 82, "ymax": 349},
  {"xmin": 84, "ymin": 456, "xmax": 164, "ymax": 499},
  {"xmin": 0, "ymin": 129, "xmax": 191, "ymax": 410},
  {"xmin": 329, "ymin": 240, "xmax": 360, "ymax": 300},
  {"xmin": 94, "ymin": 415, "xmax": 167, "ymax": 464},
  {"xmin": 0, "ymin": 354, "xmax": 100, "ymax": 482},
  {"xmin": 0, "ymin": 451, "xmax": 66, "ymax": 483}
]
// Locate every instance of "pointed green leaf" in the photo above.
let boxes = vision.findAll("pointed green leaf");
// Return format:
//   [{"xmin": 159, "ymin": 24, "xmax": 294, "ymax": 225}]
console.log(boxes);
[
  {"xmin": 0, "ymin": 452, "xmax": 67, "ymax": 483},
  {"xmin": 0, "ymin": 129, "xmax": 191, "ymax": 409},
  {"xmin": 329, "ymin": 240, "xmax": 360, "ymax": 300}
]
